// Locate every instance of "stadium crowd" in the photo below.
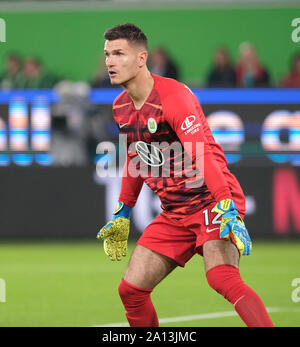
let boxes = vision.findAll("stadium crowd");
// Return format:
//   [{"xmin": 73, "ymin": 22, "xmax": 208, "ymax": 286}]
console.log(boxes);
[
  {"xmin": 1, "ymin": 43, "xmax": 300, "ymax": 89},
  {"xmin": 206, "ymin": 43, "xmax": 300, "ymax": 88},
  {"xmin": 0, "ymin": 53, "xmax": 59, "ymax": 89},
  {"xmin": 0, "ymin": 43, "xmax": 299, "ymax": 167},
  {"xmin": 90, "ymin": 42, "xmax": 300, "ymax": 89}
]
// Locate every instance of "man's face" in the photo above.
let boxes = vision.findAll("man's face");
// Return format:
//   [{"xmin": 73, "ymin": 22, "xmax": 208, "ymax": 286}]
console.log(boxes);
[{"xmin": 104, "ymin": 39, "xmax": 146, "ymax": 85}]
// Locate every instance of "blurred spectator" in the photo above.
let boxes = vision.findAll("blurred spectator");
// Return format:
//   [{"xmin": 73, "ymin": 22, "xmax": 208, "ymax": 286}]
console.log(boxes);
[
  {"xmin": 206, "ymin": 47, "xmax": 236, "ymax": 88},
  {"xmin": 17, "ymin": 57, "xmax": 58, "ymax": 89},
  {"xmin": 280, "ymin": 52, "xmax": 300, "ymax": 88},
  {"xmin": 148, "ymin": 46, "xmax": 179, "ymax": 80},
  {"xmin": 235, "ymin": 42, "xmax": 270, "ymax": 88},
  {"xmin": 52, "ymin": 80, "xmax": 110, "ymax": 165},
  {"xmin": 90, "ymin": 55, "xmax": 112, "ymax": 88},
  {"xmin": 0, "ymin": 53, "xmax": 23, "ymax": 89},
  {"xmin": 52, "ymin": 81, "xmax": 92, "ymax": 166}
]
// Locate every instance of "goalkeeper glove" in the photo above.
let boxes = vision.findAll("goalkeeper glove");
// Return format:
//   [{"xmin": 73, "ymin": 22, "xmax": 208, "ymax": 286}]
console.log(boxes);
[
  {"xmin": 213, "ymin": 199, "xmax": 252, "ymax": 256},
  {"xmin": 96, "ymin": 201, "xmax": 131, "ymax": 261}
]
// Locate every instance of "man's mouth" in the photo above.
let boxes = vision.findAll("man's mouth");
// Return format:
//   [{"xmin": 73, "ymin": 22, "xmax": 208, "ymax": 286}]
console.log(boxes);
[{"xmin": 109, "ymin": 71, "xmax": 117, "ymax": 77}]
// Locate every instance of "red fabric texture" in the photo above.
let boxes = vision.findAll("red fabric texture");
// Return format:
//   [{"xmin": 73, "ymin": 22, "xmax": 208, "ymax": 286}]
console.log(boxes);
[
  {"xmin": 137, "ymin": 201, "xmax": 245, "ymax": 267},
  {"xmin": 114, "ymin": 74, "xmax": 245, "ymax": 218},
  {"xmin": 206, "ymin": 264, "xmax": 274, "ymax": 327},
  {"xmin": 118, "ymin": 278, "xmax": 159, "ymax": 327}
]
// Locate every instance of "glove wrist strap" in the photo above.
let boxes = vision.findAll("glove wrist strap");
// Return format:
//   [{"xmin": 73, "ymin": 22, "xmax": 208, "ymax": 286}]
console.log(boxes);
[{"xmin": 113, "ymin": 201, "xmax": 132, "ymax": 220}]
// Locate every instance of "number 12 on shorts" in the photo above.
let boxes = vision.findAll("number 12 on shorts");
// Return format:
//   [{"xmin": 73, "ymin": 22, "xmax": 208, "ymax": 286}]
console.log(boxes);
[{"xmin": 202, "ymin": 208, "xmax": 222, "ymax": 226}]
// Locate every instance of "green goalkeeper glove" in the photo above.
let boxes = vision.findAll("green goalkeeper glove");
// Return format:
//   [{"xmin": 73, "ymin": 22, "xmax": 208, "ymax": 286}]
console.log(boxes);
[{"xmin": 96, "ymin": 201, "xmax": 131, "ymax": 261}]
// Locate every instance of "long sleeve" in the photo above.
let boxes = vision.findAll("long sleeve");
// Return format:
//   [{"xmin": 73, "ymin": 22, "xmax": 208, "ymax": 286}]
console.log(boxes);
[
  {"xmin": 118, "ymin": 151, "xmax": 144, "ymax": 208},
  {"xmin": 163, "ymin": 89, "xmax": 232, "ymax": 202},
  {"xmin": 112, "ymin": 99, "xmax": 144, "ymax": 208}
]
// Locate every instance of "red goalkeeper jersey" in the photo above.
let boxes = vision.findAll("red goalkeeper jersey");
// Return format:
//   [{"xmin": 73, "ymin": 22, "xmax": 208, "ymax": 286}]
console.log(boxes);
[{"xmin": 113, "ymin": 74, "xmax": 245, "ymax": 218}]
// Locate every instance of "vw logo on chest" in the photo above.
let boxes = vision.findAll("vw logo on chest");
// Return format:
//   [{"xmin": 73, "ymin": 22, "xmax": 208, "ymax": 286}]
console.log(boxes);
[{"xmin": 135, "ymin": 141, "xmax": 164, "ymax": 167}]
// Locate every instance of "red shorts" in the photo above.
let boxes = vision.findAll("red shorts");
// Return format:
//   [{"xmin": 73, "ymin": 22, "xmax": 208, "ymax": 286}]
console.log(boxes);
[{"xmin": 137, "ymin": 202, "xmax": 245, "ymax": 267}]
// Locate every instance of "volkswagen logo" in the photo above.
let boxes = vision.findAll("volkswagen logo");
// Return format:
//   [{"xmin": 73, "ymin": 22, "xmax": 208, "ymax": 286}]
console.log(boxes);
[{"xmin": 135, "ymin": 141, "xmax": 165, "ymax": 167}]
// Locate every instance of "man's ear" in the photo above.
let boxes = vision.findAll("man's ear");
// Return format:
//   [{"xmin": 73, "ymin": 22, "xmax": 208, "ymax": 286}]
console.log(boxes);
[{"xmin": 138, "ymin": 50, "xmax": 148, "ymax": 68}]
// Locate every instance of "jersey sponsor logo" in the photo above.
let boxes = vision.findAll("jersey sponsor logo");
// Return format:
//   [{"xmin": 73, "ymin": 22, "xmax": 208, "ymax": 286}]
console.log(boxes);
[
  {"xmin": 119, "ymin": 123, "xmax": 128, "ymax": 129},
  {"xmin": 135, "ymin": 141, "xmax": 165, "ymax": 167},
  {"xmin": 147, "ymin": 118, "xmax": 157, "ymax": 134},
  {"xmin": 181, "ymin": 115, "xmax": 196, "ymax": 131}
]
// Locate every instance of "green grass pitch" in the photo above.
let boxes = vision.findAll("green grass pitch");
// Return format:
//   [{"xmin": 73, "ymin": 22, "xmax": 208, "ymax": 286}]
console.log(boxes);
[{"xmin": 0, "ymin": 240, "xmax": 299, "ymax": 327}]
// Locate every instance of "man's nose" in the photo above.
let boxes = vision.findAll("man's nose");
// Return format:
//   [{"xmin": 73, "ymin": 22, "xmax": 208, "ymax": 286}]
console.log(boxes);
[{"xmin": 106, "ymin": 57, "xmax": 115, "ymax": 68}]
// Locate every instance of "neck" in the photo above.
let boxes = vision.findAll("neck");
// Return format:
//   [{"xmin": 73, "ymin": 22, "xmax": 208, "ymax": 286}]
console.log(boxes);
[{"xmin": 123, "ymin": 69, "xmax": 154, "ymax": 110}]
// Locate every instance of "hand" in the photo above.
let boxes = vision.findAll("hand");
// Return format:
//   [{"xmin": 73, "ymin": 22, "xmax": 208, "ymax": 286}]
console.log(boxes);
[
  {"xmin": 97, "ymin": 201, "xmax": 131, "ymax": 261},
  {"xmin": 213, "ymin": 199, "xmax": 252, "ymax": 256}
]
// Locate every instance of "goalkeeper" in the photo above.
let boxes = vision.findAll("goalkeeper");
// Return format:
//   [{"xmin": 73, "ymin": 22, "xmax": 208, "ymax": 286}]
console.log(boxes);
[{"xmin": 97, "ymin": 23, "xmax": 274, "ymax": 327}]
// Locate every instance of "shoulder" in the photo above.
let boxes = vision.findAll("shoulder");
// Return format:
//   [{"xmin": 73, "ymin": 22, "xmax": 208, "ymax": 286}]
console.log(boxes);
[
  {"xmin": 154, "ymin": 74, "xmax": 188, "ymax": 100},
  {"xmin": 154, "ymin": 74, "xmax": 198, "ymax": 114},
  {"xmin": 112, "ymin": 90, "xmax": 130, "ymax": 109}
]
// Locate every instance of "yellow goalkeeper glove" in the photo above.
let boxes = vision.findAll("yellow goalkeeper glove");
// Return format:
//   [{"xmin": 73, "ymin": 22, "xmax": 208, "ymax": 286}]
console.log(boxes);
[{"xmin": 96, "ymin": 201, "xmax": 131, "ymax": 261}]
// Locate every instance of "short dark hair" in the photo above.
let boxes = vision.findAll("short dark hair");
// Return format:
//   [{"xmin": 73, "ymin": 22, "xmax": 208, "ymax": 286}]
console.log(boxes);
[{"xmin": 104, "ymin": 23, "xmax": 148, "ymax": 50}]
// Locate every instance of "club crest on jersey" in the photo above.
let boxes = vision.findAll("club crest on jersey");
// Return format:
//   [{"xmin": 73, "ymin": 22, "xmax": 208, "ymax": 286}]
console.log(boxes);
[
  {"xmin": 181, "ymin": 115, "xmax": 196, "ymax": 130},
  {"xmin": 135, "ymin": 141, "xmax": 164, "ymax": 167},
  {"xmin": 147, "ymin": 118, "xmax": 157, "ymax": 133}
]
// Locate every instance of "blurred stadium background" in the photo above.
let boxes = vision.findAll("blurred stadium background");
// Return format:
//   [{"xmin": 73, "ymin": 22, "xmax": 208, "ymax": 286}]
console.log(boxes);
[{"xmin": 0, "ymin": 0, "xmax": 299, "ymax": 327}]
